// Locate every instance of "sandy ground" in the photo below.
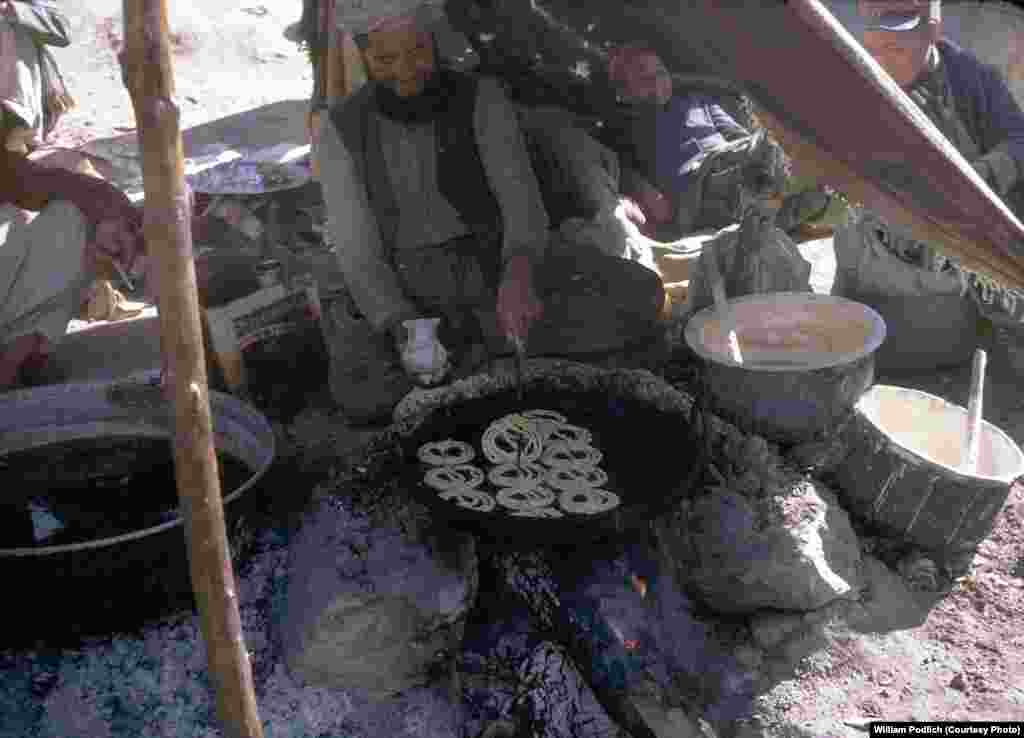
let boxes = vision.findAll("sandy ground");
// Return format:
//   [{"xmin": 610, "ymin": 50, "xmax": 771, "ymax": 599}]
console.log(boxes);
[{"xmin": 47, "ymin": 0, "xmax": 311, "ymax": 149}]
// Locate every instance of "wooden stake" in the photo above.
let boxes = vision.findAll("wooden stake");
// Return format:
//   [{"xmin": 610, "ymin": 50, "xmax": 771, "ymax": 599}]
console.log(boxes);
[
  {"xmin": 963, "ymin": 348, "xmax": 988, "ymax": 475},
  {"xmin": 121, "ymin": 3, "xmax": 264, "ymax": 737}
]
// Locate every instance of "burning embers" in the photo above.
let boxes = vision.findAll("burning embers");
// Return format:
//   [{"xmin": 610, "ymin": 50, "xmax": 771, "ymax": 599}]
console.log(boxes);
[{"xmin": 459, "ymin": 542, "xmax": 720, "ymax": 738}]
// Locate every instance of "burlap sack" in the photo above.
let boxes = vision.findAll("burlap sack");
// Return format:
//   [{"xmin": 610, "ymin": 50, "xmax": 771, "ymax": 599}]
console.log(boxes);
[{"xmin": 686, "ymin": 208, "xmax": 812, "ymax": 316}]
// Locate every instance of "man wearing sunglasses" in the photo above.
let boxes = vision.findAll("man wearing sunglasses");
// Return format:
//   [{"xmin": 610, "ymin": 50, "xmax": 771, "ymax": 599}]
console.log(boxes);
[{"xmin": 833, "ymin": 0, "xmax": 1024, "ymax": 371}]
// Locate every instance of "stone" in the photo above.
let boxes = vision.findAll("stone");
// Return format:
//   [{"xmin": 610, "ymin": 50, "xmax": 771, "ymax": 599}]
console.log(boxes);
[
  {"xmin": 632, "ymin": 697, "xmax": 704, "ymax": 738},
  {"xmin": 679, "ymin": 479, "xmax": 863, "ymax": 614},
  {"xmin": 843, "ymin": 555, "xmax": 928, "ymax": 634},
  {"xmin": 749, "ymin": 612, "xmax": 806, "ymax": 651},
  {"xmin": 734, "ymin": 644, "xmax": 765, "ymax": 671},
  {"xmin": 747, "ymin": 554, "xmax": 929, "ymax": 684},
  {"xmin": 280, "ymin": 496, "xmax": 478, "ymax": 699}
]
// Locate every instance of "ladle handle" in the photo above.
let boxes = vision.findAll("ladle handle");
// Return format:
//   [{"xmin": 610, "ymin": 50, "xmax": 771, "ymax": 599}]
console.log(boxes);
[
  {"xmin": 963, "ymin": 348, "xmax": 987, "ymax": 475},
  {"xmin": 705, "ymin": 245, "xmax": 744, "ymax": 364}
]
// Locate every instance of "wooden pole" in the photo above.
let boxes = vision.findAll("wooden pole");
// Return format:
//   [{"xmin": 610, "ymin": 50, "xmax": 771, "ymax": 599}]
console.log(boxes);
[{"xmin": 121, "ymin": 3, "xmax": 264, "ymax": 737}]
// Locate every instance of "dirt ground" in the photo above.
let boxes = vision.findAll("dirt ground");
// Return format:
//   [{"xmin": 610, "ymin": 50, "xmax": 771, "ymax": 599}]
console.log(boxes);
[
  {"xmin": 47, "ymin": 0, "xmax": 311, "ymax": 149},
  {"xmin": 768, "ymin": 364, "xmax": 1024, "ymax": 730},
  {"xmin": 38, "ymin": 0, "xmax": 1024, "ymax": 733}
]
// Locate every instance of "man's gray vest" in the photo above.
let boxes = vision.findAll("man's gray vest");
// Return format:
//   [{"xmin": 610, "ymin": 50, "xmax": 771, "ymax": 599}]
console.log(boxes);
[{"xmin": 329, "ymin": 70, "xmax": 505, "ymax": 287}]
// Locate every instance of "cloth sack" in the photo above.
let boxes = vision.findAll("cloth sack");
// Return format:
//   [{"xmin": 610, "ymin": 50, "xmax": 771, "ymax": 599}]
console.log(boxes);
[
  {"xmin": 0, "ymin": 6, "xmax": 73, "ymax": 145},
  {"xmin": 832, "ymin": 209, "xmax": 967, "ymax": 300},
  {"xmin": 2, "ymin": 1, "xmax": 71, "ymax": 47},
  {"xmin": 686, "ymin": 207, "xmax": 812, "ymax": 316},
  {"xmin": 673, "ymin": 130, "xmax": 790, "ymax": 235}
]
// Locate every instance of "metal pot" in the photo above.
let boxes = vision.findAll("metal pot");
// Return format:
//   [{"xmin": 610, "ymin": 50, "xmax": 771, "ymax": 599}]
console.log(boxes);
[
  {"xmin": 685, "ymin": 292, "xmax": 887, "ymax": 444},
  {"xmin": 0, "ymin": 374, "xmax": 275, "ymax": 645},
  {"xmin": 831, "ymin": 384, "xmax": 1024, "ymax": 573}
]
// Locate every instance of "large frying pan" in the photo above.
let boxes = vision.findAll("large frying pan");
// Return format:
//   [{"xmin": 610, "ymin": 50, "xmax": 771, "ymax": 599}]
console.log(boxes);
[{"xmin": 397, "ymin": 379, "xmax": 707, "ymax": 547}]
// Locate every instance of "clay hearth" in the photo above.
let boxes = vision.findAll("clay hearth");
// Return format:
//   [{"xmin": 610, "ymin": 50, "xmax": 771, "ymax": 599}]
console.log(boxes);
[{"xmin": 281, "ymin": 360, "xmax": 913, "ymax": 737}]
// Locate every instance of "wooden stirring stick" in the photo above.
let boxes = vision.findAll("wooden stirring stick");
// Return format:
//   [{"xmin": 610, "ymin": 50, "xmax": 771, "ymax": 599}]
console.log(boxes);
[
  {"xmin": 962, "ymin": 348, "xmax": 987, "ymax": 475},
  {"xmin": 511, "ymin": 333, "xmax": 526, "ymax": 467},
  {"xmin": 705, "ymin": 244, "xmax": 744, "ymax": 364}
]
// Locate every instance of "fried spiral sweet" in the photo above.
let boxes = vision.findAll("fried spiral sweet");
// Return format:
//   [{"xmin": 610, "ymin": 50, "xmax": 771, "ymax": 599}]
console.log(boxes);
[
  {"xmin": 418, "ymin": 439, "xmax": 476, "ymax": 466},
  {"xmin": 540, "ymin": 441, "xmax": 604, "ymax": 468},
  {"xmin": 424, "ymin": 464, "xmax": 486, "ymax": 491},
  {"xmin": 487, "ymin": 462, "xmax": 546, "ymax": 489},
  {"xmin": 439, "ymin": 488, "xmax": 496, "ymax": 512},
  {"xmin": 481, "ymin": 421, "xmax": 543, "ymax": 465},
  {"xmin": 544, "ymin": 463, "xmax": 609, "ymax": 491},
  {"xmin": 558, "ymin": 488, "xmax": 620, "ymax": 515},
  {"xmin": 495, "ymin": 485, "xmax": 557, "ymax": 510}
]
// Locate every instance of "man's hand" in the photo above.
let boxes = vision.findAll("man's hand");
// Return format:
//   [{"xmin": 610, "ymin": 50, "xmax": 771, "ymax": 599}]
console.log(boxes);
[
  {"xmin": 632, "ymin": 181, "xmax": 673, "ymax": 225},
  {"xmin": 74, "ymin": 178, "xmax": 145, "ymax": 274},
  {"xmin": 497, "ymin": 254, "xmax": 543, "ymax": 345},
  {"xmin": 619, "ymin": 197, "xmax": 647, "ymax": 226},
  {"xmin": 0, "ymin": 333, "xmax": 47, "ymax": 390},
  {"xmin": 88, "ymin": 216, "xmax": 143, "ymax": 275}
]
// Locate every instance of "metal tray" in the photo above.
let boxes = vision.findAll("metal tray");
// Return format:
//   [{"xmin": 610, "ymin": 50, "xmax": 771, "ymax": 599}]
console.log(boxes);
[{"xmin": 186, "ymin": 159, "xmax": 312, "ymax": 195}]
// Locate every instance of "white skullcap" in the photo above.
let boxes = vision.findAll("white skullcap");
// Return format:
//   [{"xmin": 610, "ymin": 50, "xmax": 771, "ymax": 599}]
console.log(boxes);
[{"xmin": 334, "ymin": 0, "xmax": 445, "ymax": 35}]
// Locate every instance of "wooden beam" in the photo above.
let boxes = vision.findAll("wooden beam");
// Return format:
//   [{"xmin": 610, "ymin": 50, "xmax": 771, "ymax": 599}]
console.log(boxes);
[{"xmin": 121, "ymin": 3, "xmax": 264, "ymax": 737}]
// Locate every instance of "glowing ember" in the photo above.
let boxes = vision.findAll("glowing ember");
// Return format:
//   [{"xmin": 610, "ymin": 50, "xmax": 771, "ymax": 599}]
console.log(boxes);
[{"xmin": 630, "ymin": 574, "xmax": 648, "ymax": 599}]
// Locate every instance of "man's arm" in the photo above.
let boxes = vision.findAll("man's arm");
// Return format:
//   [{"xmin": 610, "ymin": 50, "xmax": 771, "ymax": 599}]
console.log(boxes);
[
  {"xmin": 964, "ymin": 55, "xmax": 1024, "ymax": 196},
  {"xmin": 317, "ymin": 114, "xmax": 420, "ymax": 333},
  {"xmin": 0, "ymin": 148, "xmax": 140, "ymax": 226},
  {"xmin": 708, "ymin": 100, "xmax": 749, "ymax": 141},
  {"xmin": 474, "ymin": 77, "xmax": 550, "ymax": 268}
]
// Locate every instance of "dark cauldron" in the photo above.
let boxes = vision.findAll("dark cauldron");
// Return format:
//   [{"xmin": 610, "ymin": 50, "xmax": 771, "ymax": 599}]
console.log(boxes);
[{"xmin": 0, "ymin": 375, "xmax": 275, "ymax": 646}]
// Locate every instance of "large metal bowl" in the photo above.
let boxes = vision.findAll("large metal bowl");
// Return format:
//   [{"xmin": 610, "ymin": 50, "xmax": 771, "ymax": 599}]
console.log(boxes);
[
  {"xmin": 832, "ymin": 384, "xmax": 1024, "ymax": 571},
  {"xmin": 0, "ymin": 374, "xmax": 275, "ymax": 645},
  {"xmin": 0, "ymin": 374, "xmax": 275, "ymax": 557},
  {"xmin": 685, "ymin": 292, "xmax": 887, "ymax": 444}
]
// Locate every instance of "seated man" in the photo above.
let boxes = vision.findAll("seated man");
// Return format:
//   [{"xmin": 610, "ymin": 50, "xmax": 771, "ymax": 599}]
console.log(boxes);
[
  {"xmin": 317, "ymin": 7, "xmax": 666, "ymax": 424},
  {"xmin": 0, "ymin": 134, "xmax": 143, "ymax": 390},
  {"xmin": 601, "ymin": 44, "xmax": 831, "ymax": 240},
  {"xmin": 833, "ymin": 0, "xmax": 1024, "ymax": 362},
  {"xmin": 601, "ymin": 44, "xmax": 752, "ymax": 237}
]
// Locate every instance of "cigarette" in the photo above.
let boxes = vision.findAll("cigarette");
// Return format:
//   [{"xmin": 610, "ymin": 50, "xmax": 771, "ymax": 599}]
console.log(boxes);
[{"xmin": 111, "ymin": 259, "xmax": 135, "ymax": 292}]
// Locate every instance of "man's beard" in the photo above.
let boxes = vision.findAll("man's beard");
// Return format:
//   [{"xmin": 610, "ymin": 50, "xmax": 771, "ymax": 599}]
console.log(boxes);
[{"xmin": 375, "ymin": 70, "xmax": 449, "ymax": 125}]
